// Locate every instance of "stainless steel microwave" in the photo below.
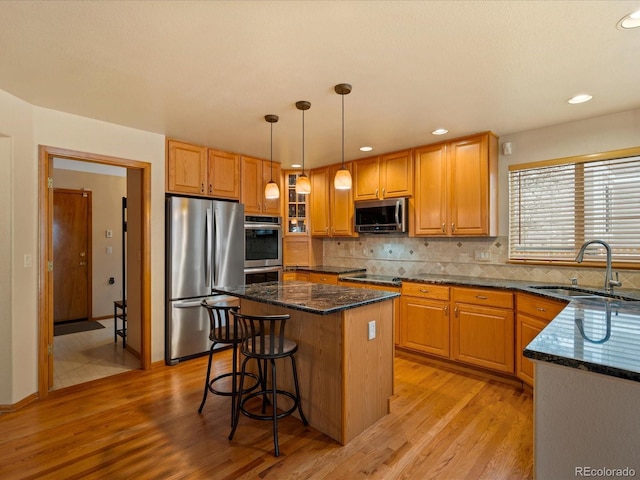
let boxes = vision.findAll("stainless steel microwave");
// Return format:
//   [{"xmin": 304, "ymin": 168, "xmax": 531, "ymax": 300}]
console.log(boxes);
[{"xmin": 354, "ymin": 198, "xmax": 408, "ymax": 233}]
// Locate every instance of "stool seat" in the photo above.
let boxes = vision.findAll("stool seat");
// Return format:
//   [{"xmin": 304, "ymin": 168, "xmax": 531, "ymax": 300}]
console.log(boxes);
[{"xmin": 229, "ymin": 311, "xmax": 308, "ymax": 457}]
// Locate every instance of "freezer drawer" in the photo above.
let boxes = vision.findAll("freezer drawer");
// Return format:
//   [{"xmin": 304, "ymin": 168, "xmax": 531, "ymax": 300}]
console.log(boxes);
[{"xmin": 166, "ymin": 296, "xmax": 238, "ymax": 365}]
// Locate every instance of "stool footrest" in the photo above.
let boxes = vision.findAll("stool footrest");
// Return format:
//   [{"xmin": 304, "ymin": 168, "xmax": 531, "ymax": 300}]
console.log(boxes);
[
  {"xmin": 239, "ymin": 390, "xmax": 299, "ymax": 421},
  {"xmin": 208, "ymin": 372, "xmax": 259, "ymax": 397}
]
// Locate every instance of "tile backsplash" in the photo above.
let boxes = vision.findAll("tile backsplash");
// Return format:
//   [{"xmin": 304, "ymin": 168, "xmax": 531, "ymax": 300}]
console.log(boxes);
[{"xmin": 322, "ymin": 236, "xmax": 640, "ymax": 290}]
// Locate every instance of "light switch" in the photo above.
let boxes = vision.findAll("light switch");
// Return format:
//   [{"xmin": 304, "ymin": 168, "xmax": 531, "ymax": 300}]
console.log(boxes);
[
  {"xmin": 106, "ymin": 246, "xmax": 113, "ymax": 255},
  {"xmin": 105, "ymin": 229, "xmax": 113, "ymax": 238}
]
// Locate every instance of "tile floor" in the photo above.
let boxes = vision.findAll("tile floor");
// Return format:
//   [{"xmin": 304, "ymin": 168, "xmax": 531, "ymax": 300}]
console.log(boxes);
[{"xmin": 53, "ymin": 318, "xmax": 141, "ymax": 390}]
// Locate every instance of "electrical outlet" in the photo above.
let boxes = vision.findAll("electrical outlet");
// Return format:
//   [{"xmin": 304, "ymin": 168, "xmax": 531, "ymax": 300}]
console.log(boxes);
[
  {"xmin": 368, "ymin": 320, "xmax": 376, "ymax": 340},
  {"xmin": 474, "ymin": 250, "xmax": 490, "ymax": 261}
]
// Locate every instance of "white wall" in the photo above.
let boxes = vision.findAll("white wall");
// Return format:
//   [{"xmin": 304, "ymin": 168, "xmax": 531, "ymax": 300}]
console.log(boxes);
[{"xmin": 0, "ymin": 135, "xmax": 13, "ymax": 404}]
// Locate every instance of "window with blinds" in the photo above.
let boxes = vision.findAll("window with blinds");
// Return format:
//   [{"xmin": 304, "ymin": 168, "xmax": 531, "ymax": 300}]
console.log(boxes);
[{"xmin": 508, "ymin": 149, "xmax": 640, "ymax": 263}]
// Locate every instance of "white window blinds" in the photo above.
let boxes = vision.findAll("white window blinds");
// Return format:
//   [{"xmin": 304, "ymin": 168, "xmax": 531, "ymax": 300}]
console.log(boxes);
[{"xmin": 509, "ymin": 152, "xmax": 640, "ymax": 263}]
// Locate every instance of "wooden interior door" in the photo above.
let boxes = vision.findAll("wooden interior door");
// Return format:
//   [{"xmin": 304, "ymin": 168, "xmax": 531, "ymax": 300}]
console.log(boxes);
[{"xmin": 53, "ymin": 189, "xmax": 92, "ymax": 323}]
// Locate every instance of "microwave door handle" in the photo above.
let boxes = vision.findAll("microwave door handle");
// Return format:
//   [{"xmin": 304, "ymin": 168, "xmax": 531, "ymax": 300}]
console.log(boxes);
[
  {"xmin": 205, "ymin": 208, "xmax": 212, "ymax": 289},
  {"xmin": 395, "ymin": 201, "xmax": 401, "ymax": 228}
]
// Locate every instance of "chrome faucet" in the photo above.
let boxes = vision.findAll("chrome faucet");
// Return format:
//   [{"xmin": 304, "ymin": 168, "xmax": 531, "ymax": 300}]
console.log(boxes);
[{"xmin": 575, "ymin": 240, "xmax": 622, "ymax": 294}]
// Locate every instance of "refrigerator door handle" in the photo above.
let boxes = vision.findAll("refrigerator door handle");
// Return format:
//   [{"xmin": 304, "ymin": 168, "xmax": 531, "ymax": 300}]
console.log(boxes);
[
  {"xmin": 174, "ymin": 300, "xmax": 206, "ymax": 308},
  {"xmin": 205, "ymin": 208, "xmax": 212, "ymax": 289}
]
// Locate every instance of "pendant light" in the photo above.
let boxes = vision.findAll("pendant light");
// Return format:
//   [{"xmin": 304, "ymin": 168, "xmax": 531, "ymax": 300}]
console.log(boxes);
[
  {"xmin": 264, "ymin": 114, "xmax": 280, "ymax": 199},
  {"xmin": 334, "ymin": 83, "xmax": 353, "ymax": 190},
  {"xmin": 295, "ymin": 100, "xmax": 311, "ymax": 195}
]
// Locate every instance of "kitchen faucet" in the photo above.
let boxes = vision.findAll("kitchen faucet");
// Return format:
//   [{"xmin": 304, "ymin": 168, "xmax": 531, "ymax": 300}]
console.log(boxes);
[{"xmin": 575, "ymin": 240, "xmax": 622, "ymax": 294}]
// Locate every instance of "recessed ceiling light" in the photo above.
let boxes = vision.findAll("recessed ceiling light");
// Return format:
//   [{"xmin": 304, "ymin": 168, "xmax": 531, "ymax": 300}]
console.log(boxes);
[
  {"xmin": 360, "ymin": 146, "xmax": 373, "ymax": 152},
  {"xmin": 432, "ymin": 128, "xmax": 448, "ymax": 135},
  {"xmin": 291, "ymin": 163, "xmax": 302, "ymax": 168},
  {"xmin": 617, "ymin": 9, "xmax": 640, "ymax": 29},
  {"xmin": 567, "ymin": 94, "xmax": 593, "ymax": 105}
]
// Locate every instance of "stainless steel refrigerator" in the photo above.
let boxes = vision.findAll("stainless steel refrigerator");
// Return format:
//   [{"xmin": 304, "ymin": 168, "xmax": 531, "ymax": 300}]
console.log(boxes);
[{"xmin": 165, "ymin": 196, "xmax": 245, "ymax": 365}]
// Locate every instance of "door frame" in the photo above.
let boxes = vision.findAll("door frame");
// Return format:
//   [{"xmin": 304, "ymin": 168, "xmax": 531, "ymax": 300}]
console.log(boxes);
[
  {"xmin": 53, "ymin": 188, "xmax": 93, "ymax": 324},
  {"xmin": 38, "ymin": 145, "xmax": 152, "ymax": 398}
]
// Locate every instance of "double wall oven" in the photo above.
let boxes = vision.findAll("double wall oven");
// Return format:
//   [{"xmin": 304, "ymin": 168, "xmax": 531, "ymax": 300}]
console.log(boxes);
[{"xmin": 244, "ymin": 215, "xmax": 282, "ymax": 284}]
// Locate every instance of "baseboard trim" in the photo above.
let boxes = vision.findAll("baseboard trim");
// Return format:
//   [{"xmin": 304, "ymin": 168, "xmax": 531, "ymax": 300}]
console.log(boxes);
[{"xmin": 0, "ymin": 392, "xmax": 39, "ymax": 414}]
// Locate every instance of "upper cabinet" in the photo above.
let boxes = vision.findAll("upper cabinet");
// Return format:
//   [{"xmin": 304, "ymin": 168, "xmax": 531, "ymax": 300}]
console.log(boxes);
[
  {"xmin": 241, "ymin": 156, "xmax": 281, "ymax": 215},
  {"xmin": 166, "ymin": 139, "xmax": 207, "ymax": 195},
  {"xmin": 353, "ymin": 149, "xmax": 413, "ymax": 201},
  {"xmin": 412, "ymin": 132, "xmax": 498, "ymax": 237},
  {"xmin": 310, "ymin": 163, "xmax": 356, "ymax": 237},
  {"xmin": 166, "ymin": 139, "xmax": 240, "ymax": 200}
]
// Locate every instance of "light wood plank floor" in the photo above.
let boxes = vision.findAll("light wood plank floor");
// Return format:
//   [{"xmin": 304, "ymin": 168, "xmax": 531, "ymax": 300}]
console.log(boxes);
[{"xmin": 0, "ymin": 350, "xmax": 533, "ymax": 479}]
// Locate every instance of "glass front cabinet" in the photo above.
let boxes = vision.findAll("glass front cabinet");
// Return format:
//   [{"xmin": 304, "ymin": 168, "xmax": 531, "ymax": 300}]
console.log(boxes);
[{"xmin": 286, "ymin": 172, "xmax": 308, "ymax": 234}]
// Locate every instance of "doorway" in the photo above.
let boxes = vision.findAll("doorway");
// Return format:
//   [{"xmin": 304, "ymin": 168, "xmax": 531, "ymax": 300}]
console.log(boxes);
[
  {"xmin": 38, "ymin": 146, "xmax": 152, "ymax": 398},
  {"xmin": 53, "ymin": 188, "xmax": 92, "ymax": 324}
]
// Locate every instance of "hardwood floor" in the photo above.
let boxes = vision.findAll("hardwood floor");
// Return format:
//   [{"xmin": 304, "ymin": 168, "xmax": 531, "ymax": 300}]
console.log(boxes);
[{"xmin": 0, "ymin": 350, "xmax": 533, "ymax": 479}]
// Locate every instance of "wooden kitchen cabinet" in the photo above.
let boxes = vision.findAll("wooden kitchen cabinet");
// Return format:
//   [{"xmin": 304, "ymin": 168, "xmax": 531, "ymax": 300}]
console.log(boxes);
[
  {"xmin": 207, "ymin": 149, "xmax": 240, "ymax": 200},
  {"xmin": 451, "ymin": 286, "xmax": 514, "ymax": 374},
  {"xmin": 412, "ymin": 132, "xmax": 498, "ymax": 237},
  {"xmin": 340, "ymin": 280, "xmax": 401, "ymax": 345},
  {"xmin": 309, "ymin": 164, "xmax": 356, "ymax": 237},
  {"xmin": 400, "ymin": 283, "xmax": 450, "ymax": 356},
  {"xmin": 241, "ymin": 155, "xmax": 281, "ymax": 215},
  {"xmin": 309, "ymin": 272, "xmax": 339, "ymax": 285},
  {"xmin": 166, "ymin": 139, "xmax": 207, "ymax": 195},
  {"xmin": 167, "ymin": 140, "xmax": 240, "ymax": 200},
  {"xmin": 353, "ymin": 150, "xmax": 413, "ymax": 201},
  {"xmin": 516, "ymin": 293, "xmax": 567, "ymax": 386},
  {"xmin": 283, "ymin": 235, "xmax": 322, "ymax": 267}
]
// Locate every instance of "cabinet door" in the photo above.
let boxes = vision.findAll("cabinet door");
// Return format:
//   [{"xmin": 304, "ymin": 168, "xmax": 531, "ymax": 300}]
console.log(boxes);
[
  {"xmin": 309, "ymin": 272, "xmax": 338, "ymax": 285},
  {"xmin": 448, "ymin": 135, "xmax": 489, "ymax": 236},
  {"xmin": 452, "ymin": 302, "xmax": 514, "ymax": 373},
  {"xmin": 167, "ymin": 140, "xmax": 207, "ymax": 195},
  {"xmin": 412, "ymin": 143, "xmax": 448, "ymax": 236},
  {"xmin": 380, "ymin": 150, "xmax": 413, "ymax": 198},
  {"xmin": 241, "ymin": 156, "xmax": 263, "ymax": 214},
  {"xmin": 262, "ymin": 160, "xmax": 281, "ymax": 215},
  {"xmin": 208, "ymin": 149, "xmax": 240, "ymax": 199},
  {"xmin": 330, "ymin": 163, "xmax": 356, "ymax": 236},
  {"xmin": 516, "ymin": 313, "xmax": 547, "ymax": 386},
  {"xmin": 400, "ymin": 296, "xmax": 450, "ymax": 358},
  {"xmin": 310, "ymin": 167, "xmax": 331, "ymax": 236},
  {"xmin": 353, "ymin": 156, "xmax": 380, "ymax": 201}
]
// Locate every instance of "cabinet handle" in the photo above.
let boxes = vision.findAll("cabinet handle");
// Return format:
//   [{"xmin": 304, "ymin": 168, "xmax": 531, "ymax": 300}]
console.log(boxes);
[
  {"xmin": 475, "ymin": 295, "xmax": 488, "ymax": 300},
  {"xmin": 382, "ymin": 187, "xmax": 385, "ymax": 198},
  {"xmin": 444, "ymin": 304, "xmax": 449, "ymax": 316},
  {"xmin": 442, "ymin": 223, "xmax": 446, "ymax": 233},
  {"xmin": 454, "ymin": 306, "xmax": 458, "ymax": 317},
  {"xmin": 201, "ymin": 183, "xmax": 205, "ymax": 193},
  {"xmin": 375, "ymin": 188, "xmax": 379, "ymax": 198},
  {"xmin": 419, "ymin": 288, "xmax": 429, "ymax": 293},
  {"xmin": 451, "ymin": 222, "xmax": 455, "ymax": 232},
  {"xmin": 536, "ymin": 307, "xmax": 547, "ymax": 312},
  {"xmin": 208, "ymin": 184, "xmax": 212, "ymax": 194}
]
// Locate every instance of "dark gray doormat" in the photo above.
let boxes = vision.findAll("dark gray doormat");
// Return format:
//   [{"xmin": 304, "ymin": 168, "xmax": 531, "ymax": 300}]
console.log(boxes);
[{"xmin": 54, "ymin": 320, "xmax": 105, "ymax": 337}]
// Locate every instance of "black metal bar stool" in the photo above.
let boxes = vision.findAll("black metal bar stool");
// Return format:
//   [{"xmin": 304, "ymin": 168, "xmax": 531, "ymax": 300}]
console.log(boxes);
[
  {"xmin": 198, "ymin": 301, "xmax": 260, "ymax": 426},
  {"xmin": 229, "ymin": 311, "xmax": 308, "ymax": 457}
]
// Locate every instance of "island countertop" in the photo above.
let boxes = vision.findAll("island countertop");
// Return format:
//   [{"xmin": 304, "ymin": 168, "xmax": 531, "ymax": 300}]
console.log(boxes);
[{"xmin": 214, "ymin": 280, "xmax": 399, "ymax": 315}]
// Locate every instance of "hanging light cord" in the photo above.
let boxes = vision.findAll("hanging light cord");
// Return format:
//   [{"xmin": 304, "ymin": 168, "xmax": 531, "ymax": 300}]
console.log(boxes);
[
  {"xmin": 301, "ymin": 108, "xmax": 306, "ymax": 175},
  {"xmin": 270, "ymin": 120, "xmax": 274, "ymax": 181},
  {"xmin": 341, "ymin": 93, "xmax": 345, "ymax": 168}
]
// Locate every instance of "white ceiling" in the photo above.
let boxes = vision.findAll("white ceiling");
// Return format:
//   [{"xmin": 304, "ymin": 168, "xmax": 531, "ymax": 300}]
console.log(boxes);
[{"xmin": 2, "ymin": 1, "xmax": 639, "ymax": 169}]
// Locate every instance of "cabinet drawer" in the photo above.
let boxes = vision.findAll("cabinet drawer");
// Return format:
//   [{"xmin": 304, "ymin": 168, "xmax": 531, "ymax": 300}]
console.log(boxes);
[
  {"xmin": 402, "ymin": 283, "xmax": 450, "ymax": 301},
  {"xmin": 452, "ymin": 287, "xmax": 513, "ymax": 309},
  {"xmin": 517, "ymin": 293, "xmax": 567, "ymax": 321},
  {"xmin": 309, "ymin": 272, "xmax": 338, "ymax": 285}
]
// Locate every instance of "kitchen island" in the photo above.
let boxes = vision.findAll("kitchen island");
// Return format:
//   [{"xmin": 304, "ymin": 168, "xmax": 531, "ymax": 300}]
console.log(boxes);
[{"xmin": 214, "ymin": 280, "xmax": 400, "ymax": 445}]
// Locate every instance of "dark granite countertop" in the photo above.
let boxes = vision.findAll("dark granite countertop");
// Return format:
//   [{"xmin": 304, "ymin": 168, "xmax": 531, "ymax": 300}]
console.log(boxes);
[
  {"xmin": 214, "ymin": 281, "xmax": 399, "ymax": 315},
  {"xmin": 289, "ymin": 265, "xmax": 367, "ymax": 275},
  {"xmin": 524, "ymin": 299, "xmax": 640, "ymax": 382},
  {"xmin": 339, "ymin": 274, "xmax": 402, "ymax": 288}
]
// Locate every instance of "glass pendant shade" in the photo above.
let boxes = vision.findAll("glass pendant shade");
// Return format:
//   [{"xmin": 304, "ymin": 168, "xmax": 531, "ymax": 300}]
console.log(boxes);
[
  {"xmin": 264, "ymin": 114, "xmax": 280, "ymax": 199},
  {"xmin": 265, "ymin": 180, "xmax": 280, "ymax": 199},
  {"xmin": 334, "ymin": 167, "xmax": 352, "ymax": 190},
  {"xmin": 295, "ymin": 173, "xmax": 311, "ymax": 195}
]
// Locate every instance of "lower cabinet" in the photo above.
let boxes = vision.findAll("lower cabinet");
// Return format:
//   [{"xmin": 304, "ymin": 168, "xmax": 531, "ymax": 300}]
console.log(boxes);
[
  {"xmin": 400, "ymin": 283, "xmax": 450, "ymax": 356},
  {"xmin": 516, "ymin": 293, "xmax": 567, "ymax": 386},
  {"xmin": 309, "ymin": 272, "xmax": 339, "ymax": 285},
  {"xmin": 451, "ymin": 287, "xmax": 515, "ymax": 374}
]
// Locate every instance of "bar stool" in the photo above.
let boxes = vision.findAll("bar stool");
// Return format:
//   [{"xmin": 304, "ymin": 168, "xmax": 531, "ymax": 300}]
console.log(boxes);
[
  {"xmin": 229, "ymin": 311, "xmax": 308, "ymax": 457},
  {"xmin": 198, "ymin": 301, "xmax": 259, "ymax": 426}
]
